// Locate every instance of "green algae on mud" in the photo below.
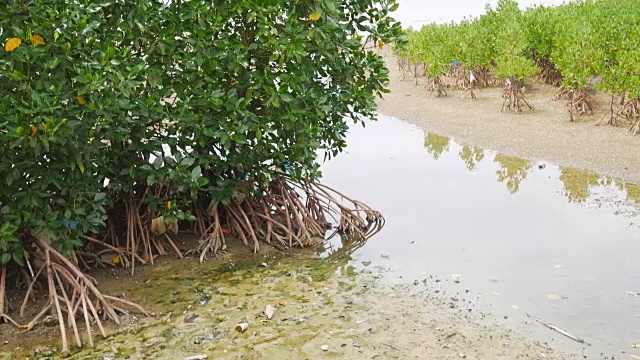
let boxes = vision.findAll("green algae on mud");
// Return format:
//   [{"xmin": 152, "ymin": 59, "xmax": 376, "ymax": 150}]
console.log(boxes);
[
  {"xmin": 0, "ymin": 239, "xmax": 566, "ymax": 360},
  {"xmin": 0, "ymin": 242, "xmax": 365, "ymax": 359}
]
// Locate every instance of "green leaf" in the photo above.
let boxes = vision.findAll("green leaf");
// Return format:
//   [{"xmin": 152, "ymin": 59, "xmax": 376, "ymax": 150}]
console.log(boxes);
[
  {"xmin": 181, "ymin": 157, "xmax": 195, "ymax": 167},
  {"xmin": 191, "ymin": 166, "xmax": 202, "ymax": 180},
  {"xmin": 12, "ymin": 252, "xmax": 24, "ymax": 266}
]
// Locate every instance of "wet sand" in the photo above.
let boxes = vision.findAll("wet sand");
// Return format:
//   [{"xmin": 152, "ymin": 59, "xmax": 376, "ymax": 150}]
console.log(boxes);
[{"xmin": 377, "ymin": 54, "xmax": 640, "ymax": 183}]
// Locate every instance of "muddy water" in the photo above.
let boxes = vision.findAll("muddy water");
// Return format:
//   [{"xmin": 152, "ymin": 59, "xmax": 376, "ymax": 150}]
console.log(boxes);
[{"xmin": 321, "ymin": 114, "xmax": 640, "ymax": 357}]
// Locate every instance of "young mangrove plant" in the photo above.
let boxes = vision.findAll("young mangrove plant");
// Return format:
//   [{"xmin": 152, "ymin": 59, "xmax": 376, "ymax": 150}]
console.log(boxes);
[{"xmin": 493, "ymin": 1, "xmax": 538, "ymax": 113}]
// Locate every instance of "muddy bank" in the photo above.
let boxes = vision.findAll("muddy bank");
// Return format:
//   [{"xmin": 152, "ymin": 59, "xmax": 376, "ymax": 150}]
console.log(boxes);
[
  {"xmin": 0, "ymin": 241, "xmax": 568, "ymax": 359},
  {"xmin": 377, "ymin": 54, "xmax": 640, "ymax": 183}
]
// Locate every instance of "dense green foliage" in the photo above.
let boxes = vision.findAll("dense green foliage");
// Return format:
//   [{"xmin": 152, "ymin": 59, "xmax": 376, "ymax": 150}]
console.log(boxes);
[
  {"xmin": 0, "ymin": 0, "xmax": 403, "ymax": 264},
  {"xmin": 400, "ymin": 0, "xmax": 640, "ymax": 107}
]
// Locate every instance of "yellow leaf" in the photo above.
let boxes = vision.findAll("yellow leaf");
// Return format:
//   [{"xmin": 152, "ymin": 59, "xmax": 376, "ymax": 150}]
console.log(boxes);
[
  {"xmin": 19, "ymin": 324, "xmax": 29, "ymax": 329},
  {"xmin": 77, "ymin": 96, "xmax": 87, "ymax": 105},
  {"xmin": 78, "ymin": 161, "xmax": 85, "ymax": 174},
  {"xmin": 30, "ymin": 35, "xmax": 45, "ymax": 45},
  {"xmin": 4, "ymin": 38, "xmax": 21, "ymax": 52},
  {"xmin": 30, "ymin": 125, "xmax": 38, "ymax": 136},
  {"xmin": 112, "ymin": 255, "xmax": 120, "ymax": 264},
  {"xmin": 309, "ymin": 12, "xmax": 321, "ymax": 21},
  {"xmin": 378, "ymin": 39, "xmax": 384, "ymax": 49},
  {"xmin": 167, "ymin": 200, "xmax": 172, "ymax": 209}
]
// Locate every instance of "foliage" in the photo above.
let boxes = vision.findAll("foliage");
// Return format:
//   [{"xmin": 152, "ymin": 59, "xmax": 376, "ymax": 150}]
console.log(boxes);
[
  {"xmin": 401, "ymin": 0, "xmax": 640, "ymax": 110},
  {"xmin": 491, "ymin": 0, "xmax": 537, "ymax": 81},
  {"xmin": 0, "ymin": 0, "xmax": 403, "ymax": 264}
]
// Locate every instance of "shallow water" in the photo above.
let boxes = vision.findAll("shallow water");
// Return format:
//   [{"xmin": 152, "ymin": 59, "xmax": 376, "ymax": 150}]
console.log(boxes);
[{"xmin": 321, "ymin": 114, "xmax": 640, "ymax": 357}]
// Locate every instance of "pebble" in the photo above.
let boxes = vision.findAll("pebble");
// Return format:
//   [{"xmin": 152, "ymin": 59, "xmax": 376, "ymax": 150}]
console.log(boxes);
[{"xmin": 321, "ymin": 345, "xmax": 329, "ymax": 351}]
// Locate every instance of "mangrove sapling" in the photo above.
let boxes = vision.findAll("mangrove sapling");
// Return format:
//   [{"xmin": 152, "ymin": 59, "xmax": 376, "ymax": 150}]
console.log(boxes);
[
  {"xmin": 492, "ymin": 2, "xmax": 539, "ymax": 113},
  {"xmin": 458, "ymin": 70, "xmax": 479, "ymax": 100}
]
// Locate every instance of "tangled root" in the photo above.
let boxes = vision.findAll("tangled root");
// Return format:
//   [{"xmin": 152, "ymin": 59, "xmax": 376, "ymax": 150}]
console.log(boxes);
[
  {"xmin": 19, "ymin": 238, "xmax": 148, "ymax": 357},
  {"xmin": 447, "ymin": 65, "xmax": 465, "ymax": 90},
  {"xmin": 536, "ymin": 59, "xmax": 562, "ymax": 86},
  {"xmin": 472, "ymin": 67, "xmax": 493, "ymax": 88},
  {"xmin": 501, "ymin": 78, "xmax": 533, "ymax": 113},
  {"xmin": 425, "ymin": 76, "xmax": 447, "ymax": 97},
  {"xmin": 191, "ymin": 174, "xmax": 385, "ymax": 262},
  {"xmin": 621, "ymin": 98, "xmax": 640, "ymax": 134},
  {"xmin": 553, "ymin": 86, "xmax": 573, "ymax": 101},
  {"xmin": 554, "ymin": 87, "xmax": 593, "ymax": 121},
  {"xmin": 566, "ymin": 89, "xmax": 594, "ymax": 122}
]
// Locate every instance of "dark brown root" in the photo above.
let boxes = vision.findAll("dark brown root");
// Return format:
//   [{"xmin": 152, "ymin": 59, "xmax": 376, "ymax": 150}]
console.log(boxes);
[
  {"xmin": 501, "ymin": 77, "xmax": 533, "ymax": 113},
  {"xmin": 190, "ymin": 174, "xmax": 385, "ymax": 262},
  {"xmin": 534, "ymin": 57, "xmax": 562, "ymax": 86},
  {"xmin": 425, "ymin": 76, "xmax": 447, "ymax": 97},
  {"xmin": 19, "ymin": 238, "xmax": 148, "ymax": 357}
]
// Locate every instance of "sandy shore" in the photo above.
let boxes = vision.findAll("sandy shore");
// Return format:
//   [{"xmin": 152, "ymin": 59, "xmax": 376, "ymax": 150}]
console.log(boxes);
[{"xmin": 376, "ymin": 55, "xmax": 640, "ymax": 183}]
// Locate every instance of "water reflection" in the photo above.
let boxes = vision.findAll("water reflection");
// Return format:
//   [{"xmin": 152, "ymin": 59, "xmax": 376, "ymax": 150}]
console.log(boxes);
[
  {"xmin": 559, "ymin": 168, "xmax": 606, "ymax": 204},
  {"xmin": 494, "ymin": 155, "xmax": 532, "ymax": 194},
  {"xmin": 459, "ymin": 145, "xmax": 484, "ymax": 172},
  {"xmin": 422, "ymin": 131, "xmax": 640, "ymax": 205},
  {"xmin": 423, "ymin": 133, "xmax": 449, "ymax": 160},
  {"xmin": 627, "ymin": 183, "xmax": 640, "ymax": 203}
]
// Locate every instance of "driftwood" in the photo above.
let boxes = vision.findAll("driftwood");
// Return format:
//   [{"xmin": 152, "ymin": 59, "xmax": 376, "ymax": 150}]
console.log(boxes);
[{"xmin": 527, "ymin": 313, "xmax": 590, "ymax": 346}]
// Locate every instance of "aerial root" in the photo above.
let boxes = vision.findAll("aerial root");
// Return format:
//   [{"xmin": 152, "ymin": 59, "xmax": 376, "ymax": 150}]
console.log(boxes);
[
  {"xmin": 501, "ymin": 78, "xmax": 533, "ymax": 113},
  {"xmin": 553, "ymin": 87, "xmax": 573, "ymax": 101},
  {"xmin": 0, "ymin": 265, "xmax": 20, "ymax": 327},
  {"xmin": 567, "ymin": 89, "xmax": 593, "ymax": 122},
  {"xmin": 536, "ymin": 59, "xmax": 562, "ymax": 86},
  {"xmin": 19, "ymin": 239, "xmax": 148, "ymax": 357},
  {"xmin": 622, "ymin": 98, "xmax": 640, "ymax": 134},
  {"xmin": 425, "ymin": 76, "xmax": 447, "ymax": 97},
  {"xmin": 191, "ymin": 174, "xmax": 385, "ymax": 261}
]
